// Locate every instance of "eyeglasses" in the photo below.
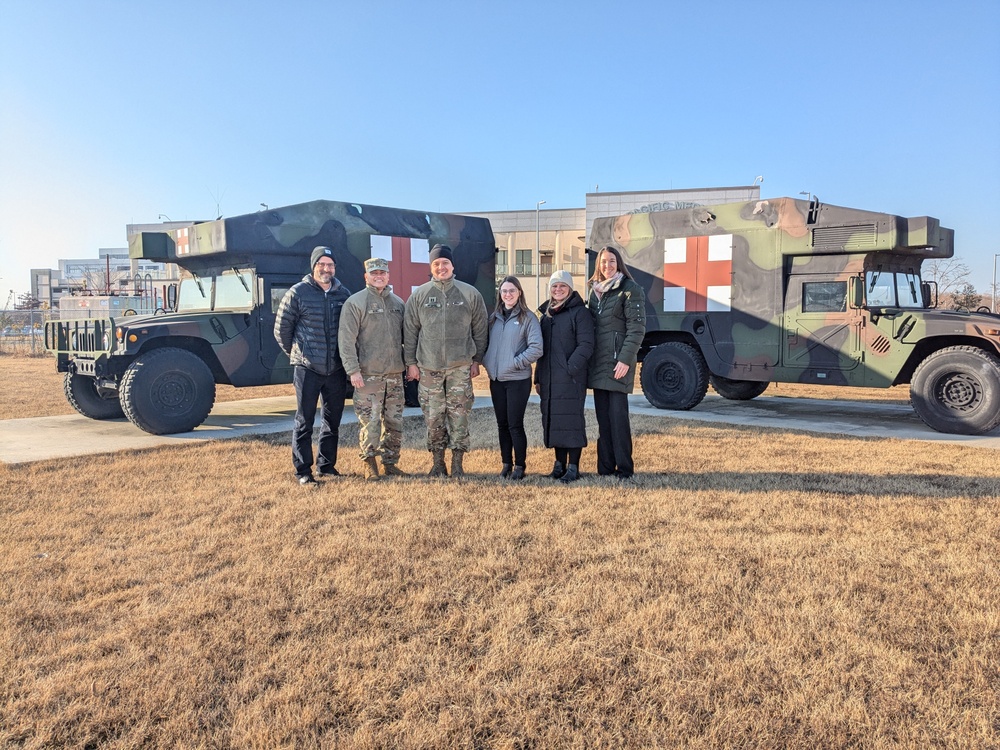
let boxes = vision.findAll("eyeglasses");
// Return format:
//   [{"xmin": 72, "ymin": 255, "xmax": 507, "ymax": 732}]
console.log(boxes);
[{"xmin": 499, "ymin": 289, "xmax": 519, "ymax": 295}]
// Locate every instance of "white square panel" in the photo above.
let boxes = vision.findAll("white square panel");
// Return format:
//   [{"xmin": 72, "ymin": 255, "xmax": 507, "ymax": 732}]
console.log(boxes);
[
  {"xmin": 706, "ymin": 285, "xmax": 732, "ymax": 311},
  {"xmin": 708, "ymin": 234, "xmax": 733, "ymax": 261},
  {"xmin": 664, "ymin": 237, "xmax": 687, "ymax": 264},
  {"xmin": 370, "ymin": 234, "xmax": 392, "ymax": 259},
  {"xmin": 663, "ymin": 286, "xmax": 686, "ymax": 312},
  {"xmin": 410, "ymin": 238, "xmax": 430, "ymax": 263}
]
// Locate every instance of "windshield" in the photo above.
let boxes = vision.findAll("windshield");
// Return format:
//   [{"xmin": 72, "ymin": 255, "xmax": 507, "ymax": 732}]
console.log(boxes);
[
  {"xmin": 866, "ymin": 269, "xmax": 924, "ymax": 309},
  {"xmin": 176, "ymin": 269, "xmax": 254, "ymax": 312}
]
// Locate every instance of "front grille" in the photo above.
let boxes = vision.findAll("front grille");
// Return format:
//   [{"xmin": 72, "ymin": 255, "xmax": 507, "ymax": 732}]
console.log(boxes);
[{"xmin": 45, "ymin": 318, "xmax": 112, "ymax": 355}]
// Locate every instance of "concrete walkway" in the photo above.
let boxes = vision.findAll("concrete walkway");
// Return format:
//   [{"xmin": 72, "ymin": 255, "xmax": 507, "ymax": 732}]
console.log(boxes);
[{"xmin": 2, "ymin": 393, "xmax": 999, "ymax": 465}]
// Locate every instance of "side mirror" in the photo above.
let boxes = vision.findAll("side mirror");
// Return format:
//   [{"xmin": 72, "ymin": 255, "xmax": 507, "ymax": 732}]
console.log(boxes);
[
  {"xmin": 849, "ymin": 276, "xmax": 865, "ymax": 308},
  {"xmin": 921, "ymin": 281, "xmax": 937, "ymax": 309}
]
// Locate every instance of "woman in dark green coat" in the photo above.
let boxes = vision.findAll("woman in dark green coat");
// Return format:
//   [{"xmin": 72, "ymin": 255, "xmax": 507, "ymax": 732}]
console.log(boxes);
[{"xmin": 587, "ymin": 246, "xmax": 646, "ymax": 479}]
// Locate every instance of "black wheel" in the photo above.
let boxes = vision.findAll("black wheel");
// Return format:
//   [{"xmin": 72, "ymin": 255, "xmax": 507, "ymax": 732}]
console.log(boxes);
[
  {"xmin": 709, "ymin": 375, "xmax": 769, "ymax": 401},
  {"xmin": 639, "ymin": 342, "xmax": 709, "ymax": 410},
  {"xmin": 119, "ymin": 347, "xmax": 216, "ymax": 434},
  {"xmin": 63, "ymin": 371, "xmax": 125, "ymax": 420},
  {"xmin": 910, "ymin": 346, "xmax": 1000, "ymax": 435}
]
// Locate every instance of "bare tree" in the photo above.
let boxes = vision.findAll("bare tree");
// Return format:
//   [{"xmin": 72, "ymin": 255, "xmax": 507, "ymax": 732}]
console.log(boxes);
[
  {"xmin": 80, "ymin": 268, "xmax": 129, "ymax": 294},
  {"xmin": 923, "ymin": 258, "xmax": 971, "ymax": 297}
]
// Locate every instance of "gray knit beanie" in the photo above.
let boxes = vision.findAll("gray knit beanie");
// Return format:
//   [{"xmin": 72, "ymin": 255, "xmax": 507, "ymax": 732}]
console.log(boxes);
[
  {"xmin": 310, "ymin": 246, "xmax": 334, "ymax": 269},
  {"xmin": 548, "ymin": 269, "xmax": 574, "ymax": 290}
]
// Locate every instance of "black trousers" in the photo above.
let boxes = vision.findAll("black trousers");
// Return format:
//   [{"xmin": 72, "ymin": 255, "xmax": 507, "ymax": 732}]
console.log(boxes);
[
  {"xmin": 489, "ymin": 377, "xmax": 532, "ymax": 467},
  {"xmin": 292, "ymin": 365, "xmax": 348, "ymax": 476},
  {"xmin": 593, "ymin": 388, "xmax": 633, "ymax": 477}
]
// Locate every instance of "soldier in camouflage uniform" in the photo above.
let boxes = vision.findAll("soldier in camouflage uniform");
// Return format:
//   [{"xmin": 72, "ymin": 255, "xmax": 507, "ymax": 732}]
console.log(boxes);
[
  {"xmin": 404, "ymin": 245, "xmax": 489, "ymax": 477},
  {"xmin": 338, "ymin": 257, "xmax": 409, "ymax": 481}
]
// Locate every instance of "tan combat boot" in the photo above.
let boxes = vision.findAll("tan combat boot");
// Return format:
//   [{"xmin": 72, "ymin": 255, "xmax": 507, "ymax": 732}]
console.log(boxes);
[
  {"xmin": 450, "ymin": 449, "xmax": 465, "ymax": 478},
  {"xmin": 382, "ymin": 462, "xmax": 409, "ymax": 477},
  {"xmin": 428, "ymin": 449, "xmax": 448, "ymax": 477},
  {"xmin": 363, "ymin": 456, "xmax": 381, "ymax": 481}
]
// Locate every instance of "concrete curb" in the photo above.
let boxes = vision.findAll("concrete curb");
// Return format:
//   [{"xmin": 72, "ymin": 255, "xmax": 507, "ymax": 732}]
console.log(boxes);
[{"xmin": 2, "ymin": 393, "xmax": 998, "ymax": 465}]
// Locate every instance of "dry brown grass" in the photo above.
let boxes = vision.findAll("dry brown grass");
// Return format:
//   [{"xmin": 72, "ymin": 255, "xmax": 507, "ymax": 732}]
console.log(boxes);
[{"xmin": 1, "ymin": 374, "xmax": 998, "ymax": 747}]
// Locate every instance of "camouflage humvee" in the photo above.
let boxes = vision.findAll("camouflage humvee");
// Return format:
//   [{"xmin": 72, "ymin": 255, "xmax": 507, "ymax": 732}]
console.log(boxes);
[
  {"xmin": 590, "ymin": 196, "xmax": 1000, "ymax": 435},
  {"xmin": 45, "ymin": 200, "xmax": 496, "ymax": 434}
]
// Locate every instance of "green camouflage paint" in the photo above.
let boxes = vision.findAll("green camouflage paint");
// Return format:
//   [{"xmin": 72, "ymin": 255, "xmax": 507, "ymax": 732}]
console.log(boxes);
[
  {"xmin": 46, "ymin": 200, "xmax": 496, "ymax": 433},
  {"xmin": 591, "ymin": 197, "xmax": 1000, "ymax": 434}
]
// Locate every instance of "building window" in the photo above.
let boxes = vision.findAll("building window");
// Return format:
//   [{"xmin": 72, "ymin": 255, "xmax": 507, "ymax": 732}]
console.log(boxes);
[
  {"xmin": 540, "ymin": 252, "xmax": 554, "ymax": 276},
  {"xmin": 496, "ymin": 250, "xmax": 508, "ymax": 274},
  {"xmin": 514, "ymin": 249, "xmax": 533, "ymax": 275}
]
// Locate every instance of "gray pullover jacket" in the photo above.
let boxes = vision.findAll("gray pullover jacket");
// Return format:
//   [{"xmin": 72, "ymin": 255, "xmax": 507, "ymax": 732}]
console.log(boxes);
[
  {"xmin": 338, "ymin": 285, "xmax": 406, "ymax": 377},
  {"xmin": 403, "ymin": 277, "xmax": 489, "ymax": 371}
]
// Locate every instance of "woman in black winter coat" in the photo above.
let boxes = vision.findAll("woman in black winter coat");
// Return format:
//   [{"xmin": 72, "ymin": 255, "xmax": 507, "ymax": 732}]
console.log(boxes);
[
  {"xmin": 587, "ymin": 245, "xmax": 646, "ymax": 480},
  {"xmin": 534, "ymin": 270, "xmax": 595, "ymax": 483}
]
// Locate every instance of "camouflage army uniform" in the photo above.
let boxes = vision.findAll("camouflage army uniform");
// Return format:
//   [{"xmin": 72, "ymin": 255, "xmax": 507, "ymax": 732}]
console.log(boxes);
[
  {"xmin": 403, "ymin": 275, "xmax": 488, "ymax": 453},
  {"xmin": 338, "ymin": 278, "xmax": 406, "ymax": 466},
  {"xmin": 417, "ymin": 366, "xmax": 475, "ymax": 451},
  {"xmin": 352, "ymin": 373, "xmax": 405, "ymax": 463}
]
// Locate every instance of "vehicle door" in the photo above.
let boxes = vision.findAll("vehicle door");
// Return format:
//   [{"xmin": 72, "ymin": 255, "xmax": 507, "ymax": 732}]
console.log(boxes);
[{"xmin": 782, "ymin": 274, "xmax": 863, "ymax": 374}]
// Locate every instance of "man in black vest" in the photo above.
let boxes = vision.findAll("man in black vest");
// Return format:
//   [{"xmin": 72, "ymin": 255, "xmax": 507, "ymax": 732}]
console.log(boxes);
[{"xmin": 274, "ymin": 246, "xmax": 351, "ymax": 484}]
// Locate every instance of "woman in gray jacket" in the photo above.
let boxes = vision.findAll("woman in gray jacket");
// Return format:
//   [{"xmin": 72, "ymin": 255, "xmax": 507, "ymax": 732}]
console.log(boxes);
[{"xmin": 483, "ymin": 276, "xmax": 543, "ymax": 479}]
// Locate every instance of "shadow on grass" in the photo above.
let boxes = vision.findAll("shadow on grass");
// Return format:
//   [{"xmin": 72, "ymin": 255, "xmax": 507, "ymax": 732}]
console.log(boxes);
[{"xmin": 232, "ymin": 413, "xmax": 999, "ymax": 501}]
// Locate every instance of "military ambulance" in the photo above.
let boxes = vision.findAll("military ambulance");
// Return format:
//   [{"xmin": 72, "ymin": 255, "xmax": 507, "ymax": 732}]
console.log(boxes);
[
  {"xmin": 46, "ymin": 200, "xmax": 496, "ymax": 434},
  {"xmin": 590, "ymin": 196, "xmax": 1000, "ymax": 435}
]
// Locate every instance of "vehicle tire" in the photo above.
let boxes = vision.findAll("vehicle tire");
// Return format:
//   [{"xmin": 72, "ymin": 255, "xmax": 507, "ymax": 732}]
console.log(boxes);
[
  {"xmin": 119, "ymin": 347, "xmax": 216, "ymax": 434},
  {"xmin": 64, "ymin": 371, "xmax": 125, "ymax": 420},
  {"xmin": 910, "ymin": 346, "xmax": 1000, "ymax": 435},
  {"xmin": 640, "ymin": 342, "xmax": 709, "ymax": 410},
  {"xmin": 709, "ymin": 374, "xmax": 769, "ymax": 401}
]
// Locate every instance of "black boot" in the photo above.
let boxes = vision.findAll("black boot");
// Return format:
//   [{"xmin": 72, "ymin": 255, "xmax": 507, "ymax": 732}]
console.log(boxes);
[
  {"xmin": 548, "ymin": 461, "xmax": 565, "ymax": 480},
  {"xmin": 500, "ymin": 463, "xmax": 512, "ymax": 478},
  {"xmin": 510, "ymin": 465, "xmax": 525, "ymax": 480},
  {"xmin": 560, "ymin": 464, "xmax": 581, "ymax": 483}
]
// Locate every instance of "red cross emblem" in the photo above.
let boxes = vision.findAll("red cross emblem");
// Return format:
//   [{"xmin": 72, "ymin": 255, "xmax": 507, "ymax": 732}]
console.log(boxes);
[
  {"xmin": 371, "ymin": 236, "xmax": 430, "ymax": 301},
  {"xmin": 176, "ymin": 227, "xmax": 190, "ymax": 256},
  {"xmin": 662, "ymin": 234, "xmax": 733, "ymax": 312}
]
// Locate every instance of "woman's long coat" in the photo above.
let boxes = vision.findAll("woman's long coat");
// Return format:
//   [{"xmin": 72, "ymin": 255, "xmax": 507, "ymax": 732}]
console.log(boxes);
[
  {"xmin": 587, "ymin": 277, "xmax": 646, "ymax": 393},
  {"xmin": 535, "ymin": 291, "xmax": 595, "ymax": 449}
]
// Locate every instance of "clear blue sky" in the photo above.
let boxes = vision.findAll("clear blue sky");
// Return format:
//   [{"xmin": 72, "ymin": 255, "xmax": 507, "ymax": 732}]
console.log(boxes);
[{"xmin": 2, "ymin": 0, "xmax": 998, "ymax": 301}]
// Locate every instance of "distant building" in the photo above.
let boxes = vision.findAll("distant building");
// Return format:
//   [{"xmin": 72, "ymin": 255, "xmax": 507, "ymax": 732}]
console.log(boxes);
[{"xmin": 31, "ymin": 222, "xmax": 191, "ymax": 314}]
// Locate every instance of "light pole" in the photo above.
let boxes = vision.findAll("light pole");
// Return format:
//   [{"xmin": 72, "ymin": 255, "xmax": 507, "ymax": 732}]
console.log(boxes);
[
  {"xmin": 799, "ymin": 191, "xmax": 812, "ymax": 202},
  {"xmin": 157, "ymin": 214, "xmax": 171, "ymax": 222},
  {"xmin": 535, "ymin": 200, "xmax": 546, "ymax": 307},
  {"xmin": 993, "ymin": 253, "xmax": 1000, "ymax": 313}
]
